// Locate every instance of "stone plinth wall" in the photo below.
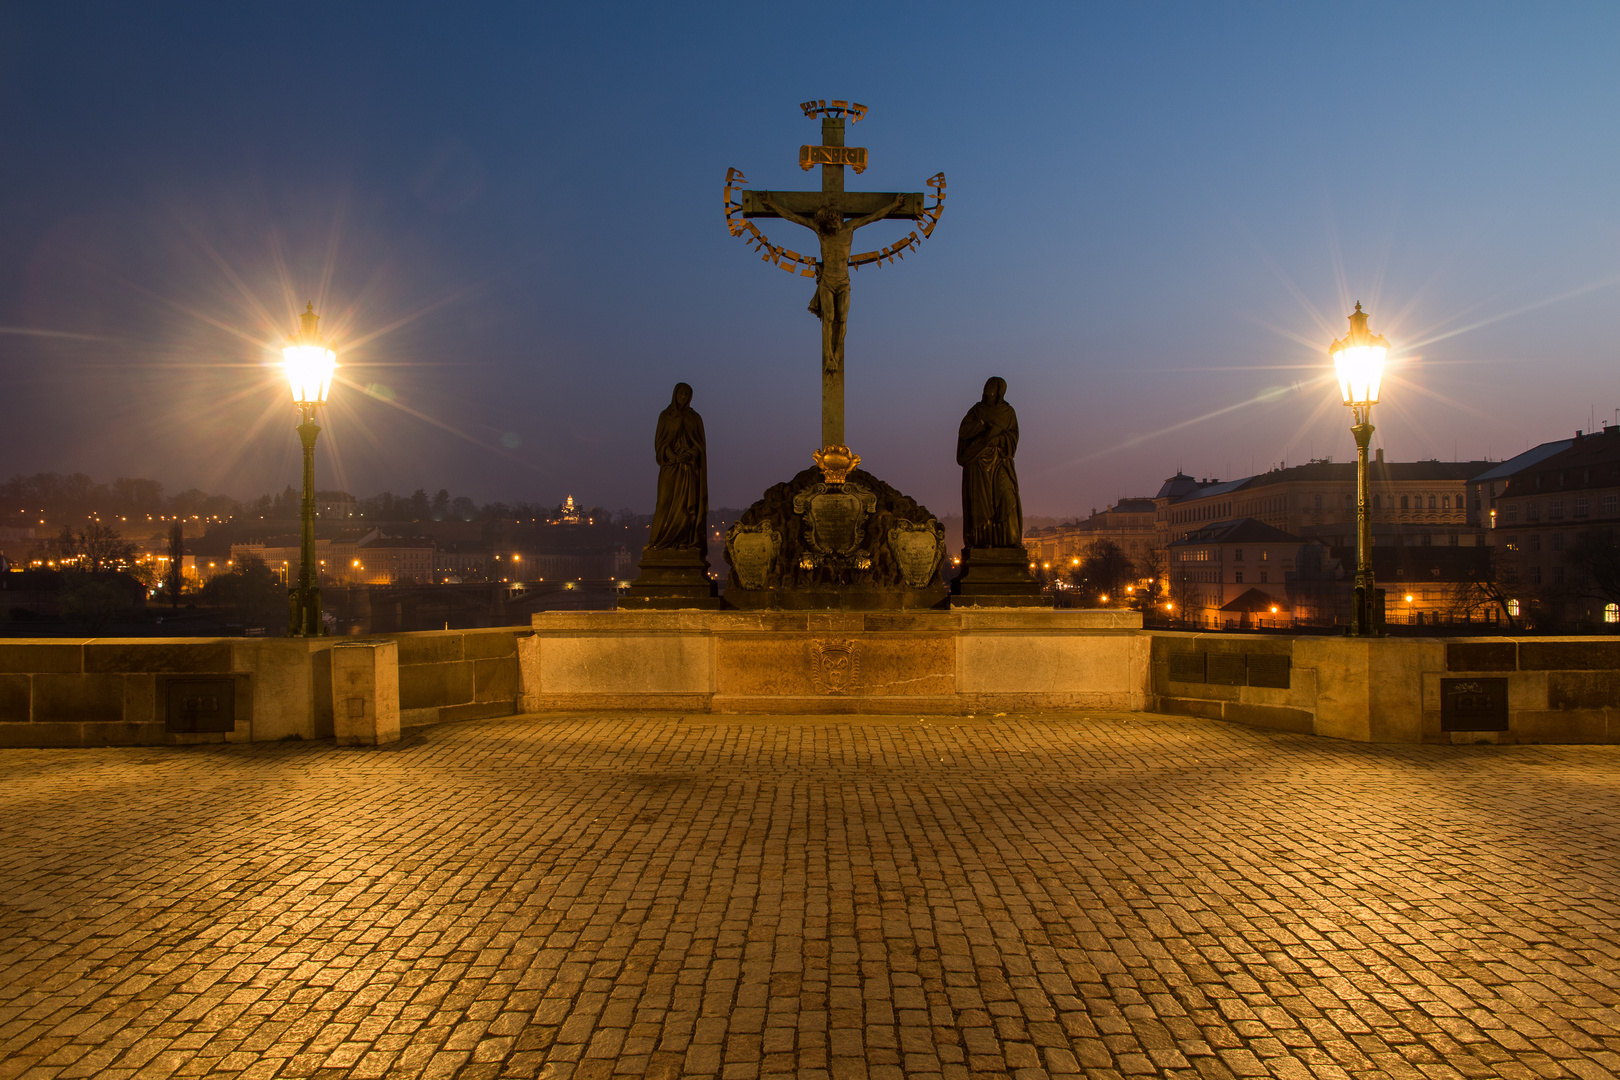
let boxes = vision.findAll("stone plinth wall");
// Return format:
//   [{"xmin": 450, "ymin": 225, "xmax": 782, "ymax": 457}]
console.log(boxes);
[
  {"xmin": 524, "ymin": 610, "xmax": 1149, "ymax": 714},
  {"xmin": 1151, "ymin": 633, "xmax": 1620, "ymax": 743},
  {"xmin": 372, "ymin": 629, "xmax": 523, "ymax": 728},
  {"xmin": 0, "ymin": 638, "xmax": 336, "ymax": 747},
  {"xmin": 0, "ymin": 628, "xmax": 526, "ymax": 747}
]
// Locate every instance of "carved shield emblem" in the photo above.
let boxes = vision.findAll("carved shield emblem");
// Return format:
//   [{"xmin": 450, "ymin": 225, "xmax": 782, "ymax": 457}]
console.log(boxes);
[
  {"xmin": 795, "ymin": 481, "xmax": 878, "ymax": 558},
  {"xmin": 889, "ymin": 519, "xmax": 944, "ymax": 588},
  {"xmin": 809, "ymin": 639, "xmax": 861, "ymax": 695},
  {"xmin": 725, "ymin": 521, "xmax": 780, "ymax": 590}
]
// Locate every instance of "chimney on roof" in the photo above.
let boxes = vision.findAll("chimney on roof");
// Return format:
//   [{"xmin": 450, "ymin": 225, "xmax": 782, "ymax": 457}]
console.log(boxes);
[
  {"xmin": 1375, "ymin": 448, "xmax": 1384, "ymax": 464},
  {"xmin": 1575, "ymin": 429, "xmax": 1584, "ymax": 443}
]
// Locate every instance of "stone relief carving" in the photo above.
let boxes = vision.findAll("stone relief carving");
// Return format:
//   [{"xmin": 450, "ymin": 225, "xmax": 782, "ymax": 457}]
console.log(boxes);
[
  {"xmin": 809, "ymin": 639, "xmax": 861, "ymax": 695},
  {"xmin": 724, "ymin": 521, "xmax": 781, "ymax": 590},
  {"xmin": 888, "ymin": 518, "xmax": 945, "ymax": 589}
]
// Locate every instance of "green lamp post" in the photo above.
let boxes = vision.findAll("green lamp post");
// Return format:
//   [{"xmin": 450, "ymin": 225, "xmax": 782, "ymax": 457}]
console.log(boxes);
[
  {"xmin": 1330, "ymin": 302, "xmax": 1389, "ymax": 637},
  {"xmin": 282, "ymin": 302, "xmax": 337, "ymax": 637}
]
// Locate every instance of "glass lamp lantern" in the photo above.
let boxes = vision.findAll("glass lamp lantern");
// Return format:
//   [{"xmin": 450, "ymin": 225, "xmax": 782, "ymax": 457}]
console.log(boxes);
[
  {"xmin": 282, "ymin": 303, "xmax": 337, "ymax": 406},
  {"xmin": 1330, "ymin": 302, "xmax": 1387, "ymax": 408}
]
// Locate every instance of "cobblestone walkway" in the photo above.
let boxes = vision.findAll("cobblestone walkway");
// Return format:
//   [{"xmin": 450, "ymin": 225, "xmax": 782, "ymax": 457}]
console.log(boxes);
[{"xmin": 2, "ymin": 712, "xmax": 1618, "ymax": 1080}]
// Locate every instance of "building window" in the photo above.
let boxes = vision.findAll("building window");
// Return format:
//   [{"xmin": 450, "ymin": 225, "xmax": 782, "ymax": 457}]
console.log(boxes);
[
  {"xmin": 1508, "ymin": 599, "xmax": 1521, "ymax": 616},
  {"xmin": 1605, "ymin": 603, "xmax": 1618, "ymax": 624},
  {"xmin": 1550, "ymin": 500, "xmax": 1564, "ymax": 520},
  {"xmin": 1530, "ymin": 566, "xmax": 1541, "ymax": 585},
  {"xmin": 1606, "ymin": 495, "xmax": 1619, "ymax": 516},
  {"xmin": 1234, "ymin": 570, "xmax": 1243, "ymax": 584},
  {"xmin": 1422, "ymin": 533, "xmax": 1432, "ymax": 546},
  {"xmin": 1527, "ymin": 503, "xmax": 1540, "ymax": 522},
  {"xmin": 1401, "ymin": 495, "xmax": 1409, "ymax": 509},
  {"xmin": 1259, "ymin": 570, "xmax": 1268, "ymax": 584},
  {"xmin": 1442, "ymin": 494, "xmax": 1450, "ymax": 509},
  {"xmin": 1554, "ymin": 566, "xmax": 1564, "ymax": 584},
  {"xmin": 1575, "ymin": 498, "xmax": 1589, "ymax": 517},
  {"xmin": 1260, "ymin": 549, "xmax": 1268, "ymax": 561},
  {"xmin": 1373, "ymin": 494, "xmax": 1381, "ymax": 510},
  {"xmin": 1527, "ymin": 534, "xmax": 1541, "ymax": 552},
  {"xmin": 1234, "ymin": 549, "xmax": 1243, "ymax": 561},
  {"xmin": 1449, "ymin": 532, "xmax": 1459, "ymax": 546},
  {"xmin": 1344, "ymin": 493, "xmax": 1353, "ymax": 509},
  {"xmin": 1428, "ymin": 495, "xmax": 1437, "ymax": 509},
  {"xmin": 1313, "ymin": 494, "xmax": 1322, "ymax": 510},
  {"xmin": 1552, "ymin": 533, "xmax": 1564, "ymax": 551}
]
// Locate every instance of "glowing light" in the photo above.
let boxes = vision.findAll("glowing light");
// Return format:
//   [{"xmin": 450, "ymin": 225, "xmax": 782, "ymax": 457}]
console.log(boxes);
[
  {"xmin": 1330, "ymin": 303, "xmax": 1387, "ymax": 407},
  {"xmin": 282, "ymin": 304, "xmax": 336, "ymax": 405}
]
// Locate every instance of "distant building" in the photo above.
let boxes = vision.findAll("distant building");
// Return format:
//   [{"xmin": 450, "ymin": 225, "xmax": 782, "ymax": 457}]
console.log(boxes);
[
  {"xmin": 234, "ymin": 529, "xmax": 435, "ymax": 586},
  {"xmin": 1155, "ymin": 456, "xmax": 1492, "ymax": 551},
  {"xmin": 1167, "ymin": 518, "xmax": 1305, "ymax": 628},
  {"xmin": 1023, "ymin": 499, "xmax": 1158, "ymax": 571},
  {"xmin": 315, "ymin": 490, "xmax": 358, "ymax": 520},
  {"xmin": 1487, "ymin": 426, "xmax": 1620, "ymax": 628}
]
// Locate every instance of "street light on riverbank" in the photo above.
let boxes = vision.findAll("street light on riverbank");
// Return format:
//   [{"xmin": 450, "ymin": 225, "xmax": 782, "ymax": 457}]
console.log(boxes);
[
  {"xmin": 1331, "ymin": 302, "xmax": 1388, "ymax": 637},
  {"xmin": 283, "ymin": 303, "xmax": 336, "ymax": 637}
]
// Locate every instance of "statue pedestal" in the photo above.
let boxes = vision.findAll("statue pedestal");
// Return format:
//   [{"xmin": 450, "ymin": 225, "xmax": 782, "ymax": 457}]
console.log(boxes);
[
  {"xmin": 949, "ymin": 547, "xmax": 1051, "ymax": 608},
  {"xmin": 619, "ymin": 547, "xmax": 724, "ymax": 610}
]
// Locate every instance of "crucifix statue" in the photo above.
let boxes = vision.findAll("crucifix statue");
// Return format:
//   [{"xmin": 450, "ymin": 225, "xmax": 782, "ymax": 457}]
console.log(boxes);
[{"xmin": 726, "ymin": 100, "xmax": 946, "ymax": 459}]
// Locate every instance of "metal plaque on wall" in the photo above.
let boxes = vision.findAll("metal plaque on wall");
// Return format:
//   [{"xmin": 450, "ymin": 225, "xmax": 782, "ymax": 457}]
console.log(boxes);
[
  {"xmin": 1167, "ymin": 651, "xmax": 1205, "ymax": 684},
  {"xmin": 1247, "ymin": 654, "xmax": 1291, "ymax": 689},
  {"xmin": 165, "ymin": 678, "xmax": 237, "ymax": 734},
  {"xmin": 1206, "ymin": 653, "xmax": 1246, "ymax": 686},
  {"xmin": 1440, "ymin": 677, "xmax": 1509, "ymax": 731}
]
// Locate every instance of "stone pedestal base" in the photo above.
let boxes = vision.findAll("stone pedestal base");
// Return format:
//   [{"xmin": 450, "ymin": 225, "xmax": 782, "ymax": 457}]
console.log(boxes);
[
  {"xmin": 950, "ymin": 547, "xmax": 1051, "ymax": 608},
  {"xmin": 619, "ymin": 547, "xmax": 724, "ymax": 610}
]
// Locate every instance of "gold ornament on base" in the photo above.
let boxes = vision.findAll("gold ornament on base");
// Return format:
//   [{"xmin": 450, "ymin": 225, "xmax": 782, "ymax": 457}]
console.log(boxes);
[{"xmin": 813, "ymin": 444, "xmax": 860, "ymax": 485}]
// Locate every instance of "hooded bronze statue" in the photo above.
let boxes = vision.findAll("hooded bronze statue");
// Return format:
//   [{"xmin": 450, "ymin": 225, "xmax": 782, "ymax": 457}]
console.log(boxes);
[
  {"xmin": 957, "ymin": 376, "xmax": 1023, "ymax": 548},
  {"xmin": 647, "ymin": 382, "xmax": 709, "ymax": 552}
]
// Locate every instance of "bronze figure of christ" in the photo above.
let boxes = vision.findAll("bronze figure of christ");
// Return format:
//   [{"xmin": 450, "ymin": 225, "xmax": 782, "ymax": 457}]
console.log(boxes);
[
  {"xmin": 755, "ymin": 191, "xmax": 905, "ymax": 377},
  {"xmin": 725, "ymin": 100, "xmax": 946, "ymax": 451}
]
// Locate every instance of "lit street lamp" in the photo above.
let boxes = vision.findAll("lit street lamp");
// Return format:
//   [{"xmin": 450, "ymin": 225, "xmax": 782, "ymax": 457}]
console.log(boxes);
[
  {"xmin": 282, "ymin": 302, "xmax": 336, "ymax": 636},
  {"xmin": 1330, "ymin": 302, "xmax": 1388, "ymax": 637}
]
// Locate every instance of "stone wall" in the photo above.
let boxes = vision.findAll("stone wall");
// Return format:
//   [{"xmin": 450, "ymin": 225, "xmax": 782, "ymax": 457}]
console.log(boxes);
[
  {"xmin": 1151, "ymin": 633, "xmax": 1620, "ymax": 744},
  {"xmin": 0, "ymin": 628, "xmax": 526, "ymax": 747},
  {"xmin": 374, "ymin": 628, "xmax": 525, "ymax": 728},
  {"xmin": 4, "ymin": 624, "xmax": 1618, "ymax": 748},
  {"xmin": 0, "ymin": 638, "xmax": 336, "ymax": 747},
  {"xmin": 524, "ymin": 610, "xmax": 1149, "ymax": 714}
]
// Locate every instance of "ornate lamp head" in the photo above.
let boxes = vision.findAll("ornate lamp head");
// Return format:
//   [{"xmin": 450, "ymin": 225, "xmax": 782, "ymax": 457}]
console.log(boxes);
[
  {"xmin": 1330, "ymin": 302, "xmax": 1388, "ymax": 408},
  {"xmin": 282, "ymin": 302, "xmax": 337, "ymax": 406}
]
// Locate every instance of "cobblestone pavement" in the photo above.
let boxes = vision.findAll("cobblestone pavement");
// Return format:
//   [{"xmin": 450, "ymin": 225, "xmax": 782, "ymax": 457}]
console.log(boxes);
[{"xmin": 2, "ymin": 712, "xmax": 1619, "ymax": 1080}]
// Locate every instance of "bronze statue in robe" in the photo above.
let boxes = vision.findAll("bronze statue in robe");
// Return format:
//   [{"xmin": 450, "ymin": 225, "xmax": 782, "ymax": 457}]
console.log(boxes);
[
  {"xmin": 647, "ymin": 382, "xmax": 709, "ymax": 553},
  {"xmin": 957, "ymin": 376, "xmax": 1023, "ymax": 548}
]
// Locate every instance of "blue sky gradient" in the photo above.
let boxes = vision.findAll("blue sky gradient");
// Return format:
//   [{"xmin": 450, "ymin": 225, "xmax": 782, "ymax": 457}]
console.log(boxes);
[{"xmin": 2, "ymin": 3, "xmax": 1616, "ymax": 516}]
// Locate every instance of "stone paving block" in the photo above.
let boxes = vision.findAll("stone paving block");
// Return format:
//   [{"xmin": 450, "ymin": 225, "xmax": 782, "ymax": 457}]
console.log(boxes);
[{"xmin": 1, "ymin": 712, "xmax": 1618, "ymax": 1078}]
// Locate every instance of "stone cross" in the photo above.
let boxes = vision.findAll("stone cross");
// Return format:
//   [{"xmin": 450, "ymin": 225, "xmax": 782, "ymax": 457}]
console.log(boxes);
[{"xmin": 727, "ymin": 101, "xmax": 944, "ymax": 452}]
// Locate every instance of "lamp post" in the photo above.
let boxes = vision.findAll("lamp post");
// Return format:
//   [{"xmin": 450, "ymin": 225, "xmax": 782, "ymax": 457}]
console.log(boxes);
[
  {"xmin": 1330, "ymin": 302, "xmax": 1388, "ymax": 637},
  {"xmin": 282, "ymin": 303, "xmax": 337, "ymax": 637}
]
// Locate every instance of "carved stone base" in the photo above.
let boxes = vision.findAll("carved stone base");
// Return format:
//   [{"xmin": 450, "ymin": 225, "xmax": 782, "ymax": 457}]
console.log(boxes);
[
  {"xmin": 725, "ymin": 583, "xmax": 949, "ymax": 611},
  {"xmin": 722, "ymin": 465, "xmax": 947, "ymax": 610},
  {"xmin": 949, "ymin": 547, "xmax": 1052, "ymax": 608},
  {"xmin": 618, "ymin": 547, "xmax": 724, "ymax": 610}
]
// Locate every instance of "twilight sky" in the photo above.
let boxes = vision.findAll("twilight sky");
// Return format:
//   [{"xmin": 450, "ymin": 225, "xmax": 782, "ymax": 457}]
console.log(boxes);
[{"xmin": 2, "ymin": 3, "xmax": 1617, "ymax": 517}]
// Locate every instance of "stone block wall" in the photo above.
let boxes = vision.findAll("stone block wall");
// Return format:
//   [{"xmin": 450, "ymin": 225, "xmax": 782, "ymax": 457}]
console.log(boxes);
[
  {"xmin": 1151, "ymin": 633, "xmax": 1620, "ymax": 743},
  {"xmin": 376, "ymin": 629, "xmax": 524, "ymax": 728},
  {"xmin": 524, "ymin": 610, "xmax": 1150, "ymax": 714},
  {"xmin": 0, "ymin": 638, "xmax": 333, "ymax": 747}
]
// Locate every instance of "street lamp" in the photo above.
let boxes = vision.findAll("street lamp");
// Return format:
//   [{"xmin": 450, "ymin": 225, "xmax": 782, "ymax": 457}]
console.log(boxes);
[
  {"xmin": 1330, "ymin": 301, "xmax": 1388, "ymax": 637},
  {"xmin": 282, "ymin": 302, "xmax": 336, "ymax": 636}
]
